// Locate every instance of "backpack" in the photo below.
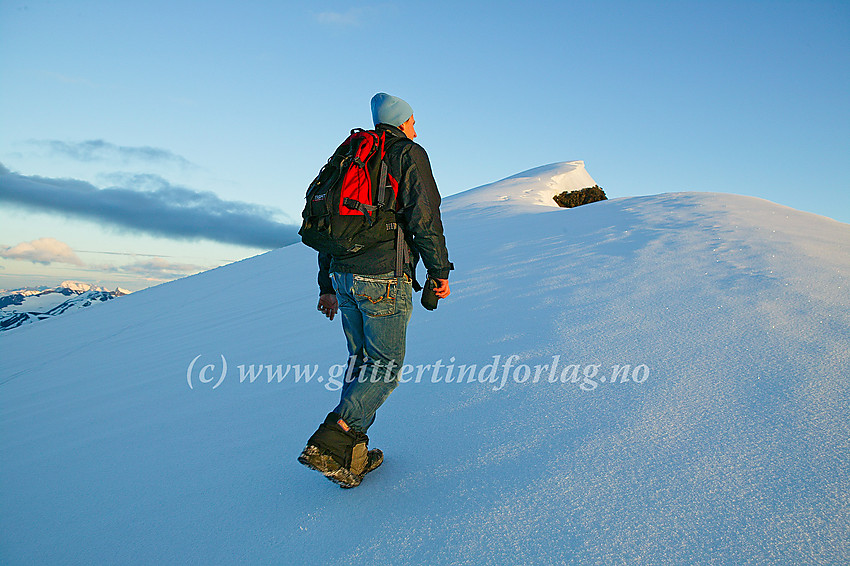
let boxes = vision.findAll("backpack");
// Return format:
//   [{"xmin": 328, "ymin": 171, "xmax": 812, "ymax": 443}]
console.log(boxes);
[{"xmin": 299, "ymin": 129, "xmax": 401, "ymax": 257}]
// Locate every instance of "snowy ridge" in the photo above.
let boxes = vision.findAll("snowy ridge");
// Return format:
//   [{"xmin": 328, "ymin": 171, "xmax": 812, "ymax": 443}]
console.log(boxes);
[
  {"xmin": 0, "ymin": 281, "xmax": 131, "ymax": 332},
  {"xmin": 59, "ymin": 280, "xmax": 108, "ymax": 293},
  {"xmin": 441, "ymin": 160, "xmax": 598, "ymax": 217},
  {"xmin": 1, "ymin": 163, "xmax": 848, "ymax": 565}
]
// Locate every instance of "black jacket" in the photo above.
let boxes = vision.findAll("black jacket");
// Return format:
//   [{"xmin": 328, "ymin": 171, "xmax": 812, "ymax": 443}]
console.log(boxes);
[{"xmin": 318, "ymin": 124, "xmax": 453, "ymax": 295}]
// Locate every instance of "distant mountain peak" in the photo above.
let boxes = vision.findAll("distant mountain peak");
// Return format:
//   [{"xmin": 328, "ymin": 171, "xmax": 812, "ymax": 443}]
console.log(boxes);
[
  {"xmin": 1, "ymin": 281, "xmax": 131, "ymax": 333},
  {"xmin": 58, "ymin": 280, "xmax": 106, "ymax": 293}
]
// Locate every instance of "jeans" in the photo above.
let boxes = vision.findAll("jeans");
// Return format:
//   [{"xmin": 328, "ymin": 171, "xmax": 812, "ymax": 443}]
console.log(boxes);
[{"xmin": 331, "ymin": 271, "xmax": 413, "ymax": 433}]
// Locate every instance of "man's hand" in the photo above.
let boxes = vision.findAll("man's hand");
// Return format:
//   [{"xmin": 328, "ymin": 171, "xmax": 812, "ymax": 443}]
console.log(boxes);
[
  {"xmin": 317, "ymin": 293, "xmax": 338, "ymax": 320},
  {"xmin": 433, "ymin": 279, "xmax": 450, "ymax": 299}
]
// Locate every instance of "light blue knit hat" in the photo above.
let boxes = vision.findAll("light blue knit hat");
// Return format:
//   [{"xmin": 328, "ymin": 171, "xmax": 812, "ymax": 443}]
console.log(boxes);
[{"xmin": 371, "ymin": 93, "xmax": 414, "ymax": 127}]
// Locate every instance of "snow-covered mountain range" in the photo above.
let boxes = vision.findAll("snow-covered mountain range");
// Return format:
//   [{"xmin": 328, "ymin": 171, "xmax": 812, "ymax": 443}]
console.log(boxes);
[
  {"xmin": 0, "ymin": 281, "xmax": 131, "ymax": 333},
  {"xmin": 1, "ymin": 162, "xmax": 847, "ymax": 565}
]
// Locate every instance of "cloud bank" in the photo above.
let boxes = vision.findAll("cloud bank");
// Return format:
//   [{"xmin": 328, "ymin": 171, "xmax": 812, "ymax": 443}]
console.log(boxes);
[
  {"xmin": 95, "ymin": 257, "xmax": 209, "ymax": 282},
  {"xmin": 316, "ymin": 9, "xmax": 361, "ymax": 26},
  {"xmin": 0, "ymin": 163, "xmax": 300, "ymax": 249},
  {"xmin": 0, "ymin": 238, "xmax": 84, "ymax": 266},
  {"xmin": 30, "ymin": 139, "xmax": 197, "ymax": 168},
  {"xmin": 0, "ymin": 236, "xmax": 211, "ymax": 283}
]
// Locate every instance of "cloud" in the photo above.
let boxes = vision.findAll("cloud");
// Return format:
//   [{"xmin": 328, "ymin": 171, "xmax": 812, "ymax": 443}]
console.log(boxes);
[
  {"xmin": 30, "ymin": 139, "xmax": 196, "ymax": 168},
  {"xmin": 0, "ymin": 237, "xmax": 85, "ymax": 266},
  {"xmin": 0, "ymin": 163, "xmax": 300, "ymax": 249},
  {"xmin": 39, "ymin": 71, "xmax": 100, "ymax": 88},
  {"xmin": 95, "ymin": 257, "xmax": 209, "ymax": 282},
  {"xmin": 316, "ymin": 8, "xmax": 362, "ymax": 26},
  {"xmin": 120, "ymin": 257, "xmax": 204, "ymax": 276}
]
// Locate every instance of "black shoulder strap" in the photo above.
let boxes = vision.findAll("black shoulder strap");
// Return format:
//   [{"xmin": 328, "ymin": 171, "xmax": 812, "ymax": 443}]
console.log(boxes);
[
  {"xmin": 376, "ymin": 133, "xmax": 406, "ymax": 206},
  {"xmin": 374, "ymin": 134, "xmax": 409, "ymax": 281},
  {"xmin": 377, "ymin": 160, "xmax": 389, "ymax": 205},
  {"xmin": 394, "ymin": 224, "xmax": 405, "ymax": 279},
  {"xmin": 365, "ymin": 132, "xmax": 418, "ymax": 286}
]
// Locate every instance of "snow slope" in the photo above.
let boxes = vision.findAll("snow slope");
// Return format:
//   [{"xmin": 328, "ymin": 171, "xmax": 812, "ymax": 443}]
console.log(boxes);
[
  {"xmin": 441, "ymin": 160, "xmax": 598, "ymax": 217},
  {"xmin": 1, "ymin": 162, "xmax": 848, "ymax": 565}
]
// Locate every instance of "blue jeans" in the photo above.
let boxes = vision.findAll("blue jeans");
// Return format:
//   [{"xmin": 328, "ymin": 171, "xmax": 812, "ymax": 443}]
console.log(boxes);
[{"xmin": 331, "ymin": 271, "xmax": 413, "ymax": 433}]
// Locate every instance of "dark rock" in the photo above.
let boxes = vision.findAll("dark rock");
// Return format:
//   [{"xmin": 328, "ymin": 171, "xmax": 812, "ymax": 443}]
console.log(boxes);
[
  {"xmin": 0, "ymin": 293, "xmax": 26, "ymax": 309},
  {"xmin": 553, "ymin": 185, "xmax": 607, "ymax": 208}
]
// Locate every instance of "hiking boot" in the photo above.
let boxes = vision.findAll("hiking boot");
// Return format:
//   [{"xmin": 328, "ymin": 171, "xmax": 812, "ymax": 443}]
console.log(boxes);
[
  {"xmin": 363, "ymin": 448, "xmax": 384, "ymax": 475},
  {"xmin": 297, "ymin": 413, "xmax": 377, "ymax": 489},
  {"xmin": 298, "ymin": 444, "xmax": 363, "ymax": 488},
  {"xmin": 339, "ymin": 448, "xmax": 384, "ymax": 489}
]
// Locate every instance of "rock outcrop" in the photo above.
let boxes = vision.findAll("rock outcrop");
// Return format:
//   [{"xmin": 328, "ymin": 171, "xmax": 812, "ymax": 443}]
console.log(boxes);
[{"xmin": 553, "ymin": 185, "xmax": 607, "ymax": 208}]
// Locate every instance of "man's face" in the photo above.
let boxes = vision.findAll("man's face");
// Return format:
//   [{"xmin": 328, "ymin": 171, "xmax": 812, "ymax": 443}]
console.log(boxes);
[{"xmin": 399, "ymin": 115, "xmax": 417, "ymax": 139}]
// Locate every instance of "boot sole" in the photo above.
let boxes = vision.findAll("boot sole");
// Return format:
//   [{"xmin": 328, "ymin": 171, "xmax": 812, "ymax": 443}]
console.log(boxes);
[{"xmin": 298, "ymin": 445, "xmax": 362, "ymax": 488}]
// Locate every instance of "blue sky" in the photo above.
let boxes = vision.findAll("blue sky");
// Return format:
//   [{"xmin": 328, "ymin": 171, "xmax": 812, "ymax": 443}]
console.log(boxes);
[{"xmin": 1, "ymin": 0, "xmax": 848, "ymax": 291}]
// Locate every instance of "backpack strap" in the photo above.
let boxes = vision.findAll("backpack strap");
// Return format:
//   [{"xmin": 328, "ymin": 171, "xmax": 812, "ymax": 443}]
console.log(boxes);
[
  {"xmin": 377, "ymin": 160, "xmax": 389, "ymax": 206},
  {"xmin": 386, "ymin": 159, "xmax": 405, "ymax": 281},
  {"xmin": 376, "ymin": 131, "xmax": 405, "ymax": 206},
  {"xmin": 376, "ymin": 134, "xmax": 401, "ymax": 279},
  {"xmin": 394, "ymin": 223, "xmax": 404, "ymax": 280},
  {"xmin": 342, "ymin": 197, "xmax": 378, "ymax": 220},
  {"xmin": 377, "ymin": 133, "xmax": 421, "ymax": 287}
]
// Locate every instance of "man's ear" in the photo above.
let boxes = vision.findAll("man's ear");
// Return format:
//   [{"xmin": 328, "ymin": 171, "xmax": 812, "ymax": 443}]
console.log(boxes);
[{"xmin": 399, "ymin": 115, "xmax": 416, "ymax": 138}]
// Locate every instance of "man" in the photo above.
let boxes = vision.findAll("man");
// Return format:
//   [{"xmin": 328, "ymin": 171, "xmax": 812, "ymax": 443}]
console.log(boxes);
[{"xmin": 298, "ymin": 93, "xmax": 453, "ymax": 488}]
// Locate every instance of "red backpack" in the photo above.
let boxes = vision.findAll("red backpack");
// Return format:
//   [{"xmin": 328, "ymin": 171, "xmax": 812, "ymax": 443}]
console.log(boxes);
[{"xmin": 299, "ymin": 129, "xmax": 402, "ymax": 256}]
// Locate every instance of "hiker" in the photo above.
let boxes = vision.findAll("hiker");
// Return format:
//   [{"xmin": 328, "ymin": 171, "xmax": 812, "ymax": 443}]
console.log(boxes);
[{"xmin": 298, "ymin": 93, "xmax": 453, "ymax": 488}]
